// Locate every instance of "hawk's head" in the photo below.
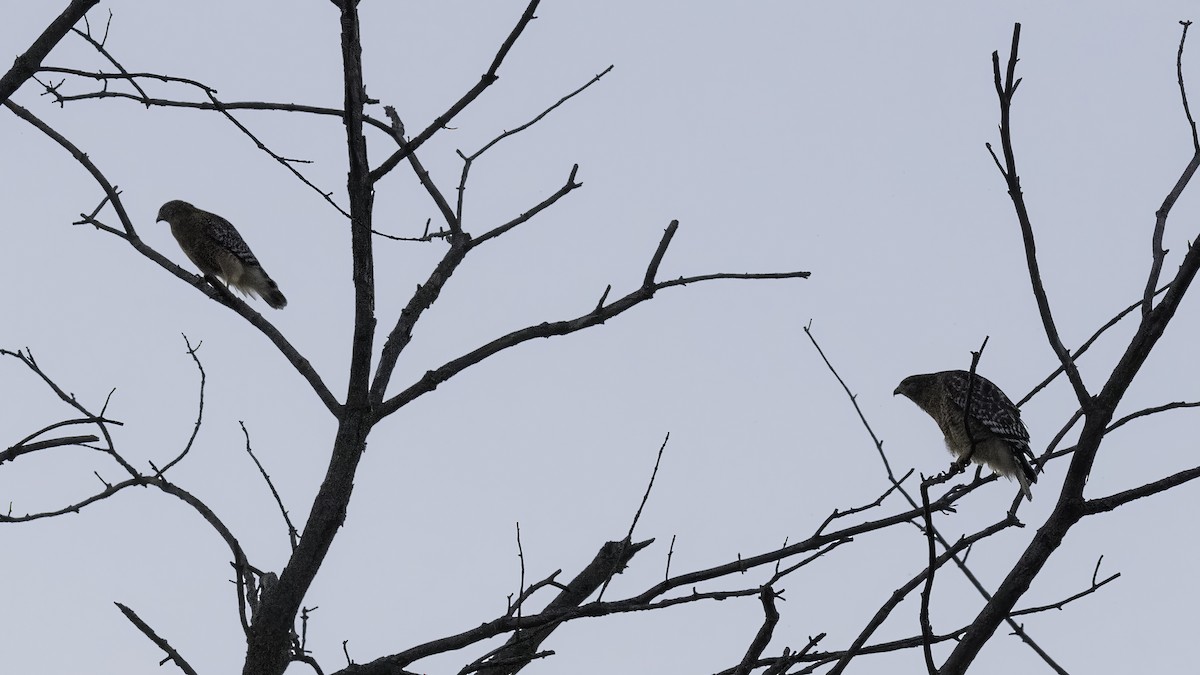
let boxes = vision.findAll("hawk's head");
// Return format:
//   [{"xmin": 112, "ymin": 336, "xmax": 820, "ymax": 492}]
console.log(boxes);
[
  {"xmin": 894, "ymin": 373, "xmax": 935, "ymax": 400},
  {"xmin": 156, "ymin": 200, "xmax": 195, "ymax": 224}
]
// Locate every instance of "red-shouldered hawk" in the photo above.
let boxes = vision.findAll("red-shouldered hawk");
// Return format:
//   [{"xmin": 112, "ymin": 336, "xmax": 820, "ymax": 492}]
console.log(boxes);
[
  {"xmin": 156, "ymin": 200, "xmax": 287, "ymax": 309},
  {"xmin": 894, "ymin": 370, "xmax": 1037, "ymax": 500}
]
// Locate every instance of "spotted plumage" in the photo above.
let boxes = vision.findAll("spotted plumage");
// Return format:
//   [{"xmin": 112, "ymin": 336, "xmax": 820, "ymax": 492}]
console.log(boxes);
[
  {"xmin": 156, "ymin": 200, "xmax": 287, "ymax": 309},
  {"xmin": 894, "ymin": 370, "xmax": 1037, "ymax": 500}
]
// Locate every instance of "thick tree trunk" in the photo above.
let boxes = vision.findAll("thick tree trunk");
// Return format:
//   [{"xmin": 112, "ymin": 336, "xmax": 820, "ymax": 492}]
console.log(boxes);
[{"xmin": 243, "ymin": 410, "xmax": 373, "ymax": 675}]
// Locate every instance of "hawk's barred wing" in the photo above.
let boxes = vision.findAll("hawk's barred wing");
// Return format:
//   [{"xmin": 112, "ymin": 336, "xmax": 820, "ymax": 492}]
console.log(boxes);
[{"xmin": 944, "ymin": 371, "xmax": 1032, "ymax": 457}]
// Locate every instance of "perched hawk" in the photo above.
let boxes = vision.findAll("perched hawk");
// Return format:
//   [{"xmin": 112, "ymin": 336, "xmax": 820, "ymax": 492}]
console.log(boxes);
[
  {"xmin": 894, "ymin": 370, "xmax": 1037, "ymax": 500},
  {"xmin": 156, "ymin": 200, "xmax": 287, "ymax": 309}
]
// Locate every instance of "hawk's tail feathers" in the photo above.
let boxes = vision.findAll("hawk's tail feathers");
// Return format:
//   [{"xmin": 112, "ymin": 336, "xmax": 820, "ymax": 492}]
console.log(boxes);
[
  {"xmin": 1016, "ymin": 470, "xmax": 1034, "ymax": 501},
  {"xmin": 1017, "ymin": 453, "xmax": 1037, "ymax": 501},
  {"xmin": 263, "ymin": 286, "xmax": 287, "ymax": 310},
  {"xmin": 226, "ymin": 264, "xmax": 288, "ymax": 310}
]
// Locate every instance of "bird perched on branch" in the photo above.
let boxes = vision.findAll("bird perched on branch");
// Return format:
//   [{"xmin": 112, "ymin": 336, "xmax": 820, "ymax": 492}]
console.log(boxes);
[
  {"xmin": 156, "ymin": 200, "xmax": 287, "ymax": 309},
  {"xmin": 894, "ymin": 370, "xmax": 1037, "ymax": 500}
]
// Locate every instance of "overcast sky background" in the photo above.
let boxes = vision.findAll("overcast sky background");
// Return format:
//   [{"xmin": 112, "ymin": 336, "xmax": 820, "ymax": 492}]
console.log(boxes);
[{"xmin": 4, "ymin": 2, "xmax": 1200, "ymax": 674}]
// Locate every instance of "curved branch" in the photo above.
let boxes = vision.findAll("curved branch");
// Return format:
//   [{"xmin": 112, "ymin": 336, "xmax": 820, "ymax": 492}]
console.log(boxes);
[
  {"xmin": 40, "ymin": 49, "xmax": 350, "ymax": 216},
  {"xmin": 1, "ymin": 434, "xmax": 98, "ymax": 463},
  {"xmin": 731, "ymin": 587, "xmax": 781, "ymax": 675},
  {"xmin": 2, "ymin": 470, "xmax": 252, "ymax": 633},
  {"xmin": 375, "ymin": 223, "xmax": 809, "ymax": 420},
  {"xmin": 0, "ymin": 347, "xmax": 134, "ymax": 477},
  {"xmin": 156, "ymin": 335, "xmax": 206, "ymax": 475},
  {"xmin": 33, "ymin": 74, "xmax": 396, "ymax": 135},
  {"xmin": 4, "ymin": 100, "xmax": 341, "ymax": 415},
  {"xmin": 368, "ymin": 0, "xmax": 542, "ymax": 183},
  {"xmin": 987, "ymin": 24, "xmax": 1090, "ymax": 406}
]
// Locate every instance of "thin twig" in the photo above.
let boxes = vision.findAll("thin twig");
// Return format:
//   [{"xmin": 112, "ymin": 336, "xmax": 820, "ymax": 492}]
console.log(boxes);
[
  {"xmin": 456, "ymin": 65, "xmax": 611, "ymax": 225},
  {"xmin": 383, "ymin": 105, "xmax": 460, "ymax": 235},
  {"xmin": 1144, "ymin": 22, "xmax": 1200, "ymax": 315},
  {"xmin": 598, "ymin": 433, "xmax": 671, "ymax": 602},
  {"xmin": 626, "ymin": 433, "xmax": 669, "ymax": 540},
  {"xmin": 369, "ymin": 0, "xmax": 543, "ymax": 183},
  {"xmin": 803, "ymin": 320, "xmax": 896, "ymax": 481},
  {"xmin": 514, "ymin": 523, "xmax": 526, "ymax": 634},
  {"xmin": 1019, "ymin": 284, "xmax": 1170, "ymax": 407},
  {"xmin": 69, "ymin": 12, "xmax": 148, "ymax": 101},
  {"xmin": 1010, "ymin": 557, "xmax": 1120, "ymax": 617},
  {"xmin": 0, "ymin": 347, "xmax": 135, "ymax": 477},
  {"xmin": 468, "ymin": 165, "xmax": 582, "ymax": 248},
  {"xmin": 1179, "ymin": 22, "xmax": 1199, "ymax": 153},
  {"xmin": 156, "ymin": 335, "xmax": 206, "ymax": 475},
  {"xmin": 114, "ymin": 602, "xmax": 199, "ymax": 675},
  {"xmin": 241, "ymin": 421, "xmax": 299, "ymax": 550}
]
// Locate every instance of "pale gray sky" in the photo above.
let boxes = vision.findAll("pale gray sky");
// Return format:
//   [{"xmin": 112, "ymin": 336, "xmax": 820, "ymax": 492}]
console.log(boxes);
[{"xmin": 3, "ymin": 2, "xmax": 1200, "ymax": 674}]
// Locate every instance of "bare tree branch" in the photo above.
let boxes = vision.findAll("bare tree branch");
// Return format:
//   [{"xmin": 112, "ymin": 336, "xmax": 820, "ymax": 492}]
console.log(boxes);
[
  {"xmin": 114, "ymin": 602, "xmax": 199, "ymax": 675},
  {"xmin": 369, "ymin": 240, "xmax": 469, "ymax": 406},
  {"xmin": 0, "ymin": 0, "xmax": 99, "ymax": 104},
  {"xmin": 368, "ymin": 1, "xmax": 542, "ymax": 183},
  {"xmin": 1, "ymin": 347, "xmax": 133, "ymax": 476},
  {"xmin": 382, "ymin": 106, "xmax": 460, "ymax": 235},
  {"xmin": 33, "ymin": 69, "xmax": 395, "ymax": 135},
  {"xmin": 1144, "ymin": 21, "xmax": 1200, "ymax": 315},
  {"xmin": 468, "ymin": 165, "xmax": 582, "ymax": 248},
  {"xmin": 156, "ymin": 335, "xmax": 206, "ymax": 475},
  {"xmin": 1009, "ymin": 557, "xmax": 1120, "ymax": 617},
  {"xmin": 40, "ymin": 31, "xmax": 350, "ymax": 217},
  {"xmin": 333, "ymin": 477, "xmax": 989, "ymax": 675},
  {"xmin": 987, "ymin": 24, "xmax": 1090, "ymax": 406},
  {"xmin": 803, "ymin": 320, "xmax": 898, "ymax": 482},
  {"xmin": 1, "ymin": 433, "xmax": 98, "ymax": 463},
  {"xmin": 944, "ymin": 22, "xmax": 1200, "ymax": 672},
  {"xmin": 731, "ymin": 587, "xmax": 781, "ymax": 675},
  {"xmin": 365, "ymin": 538, "xmax": 652, "ymax": 675},
  {"xmin": 1083, "ymin": 464, "xmax": 1200, "ymax": 514},
  {"xmin": 70, "ymin": 12, "xmax": 149, "ymax": 101},
  {"xmin": 456, "ymin": 65, "xmax": 612, "ymax": 226},
  {"xmin": 374, "ymin": 222, "xmax": 808, "ymax": 420},
  {"xmin": 240, "ymin": 421, "xmax": 299, "ymax": 550},
  {"xmin": 826, "ymin": 517, "xmax": 1016, "ymax": 675},
  {"xmin": 1019, "ymin": 283, "xmax": 1170, "ymax": 407},
  {"xmin": 243, "ymin": 4, "xmax": 379, "ymax": 672},
  {"xmin": 627, "ymin": 433, "xmax": 670, "ymax": 541}
]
